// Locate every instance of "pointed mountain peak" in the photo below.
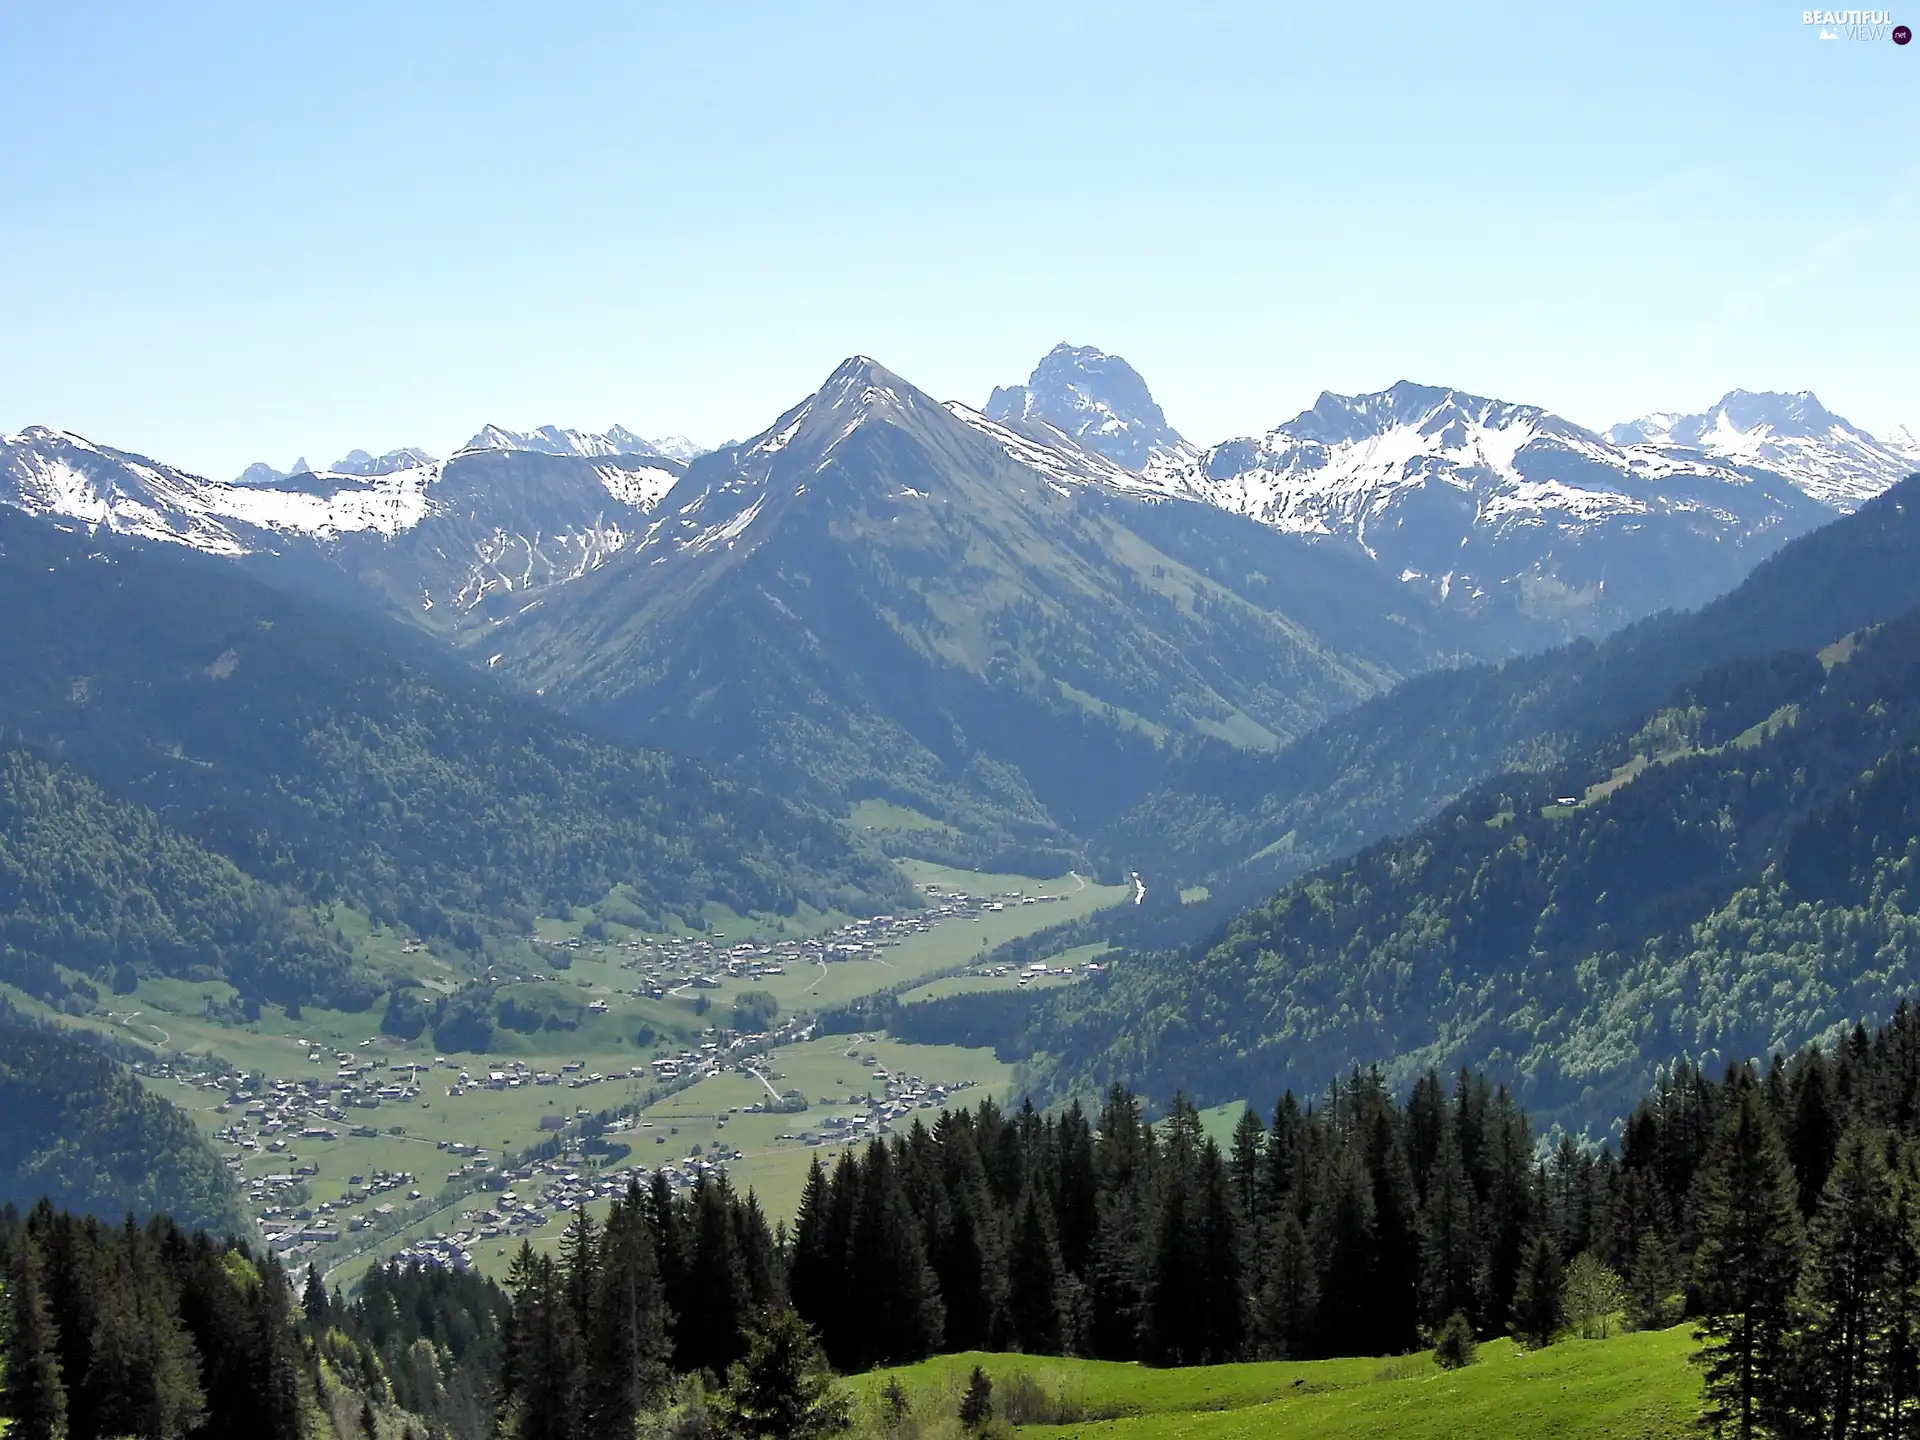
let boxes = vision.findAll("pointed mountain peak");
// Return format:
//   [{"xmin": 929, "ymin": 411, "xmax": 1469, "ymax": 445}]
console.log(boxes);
[
  {"xmin": 814, "ymin": 355, "xmax": 922, "ymax": 410},
  {"xmin": 985, "ymin": 342, "xmax": 1186, "ymax": 471}
]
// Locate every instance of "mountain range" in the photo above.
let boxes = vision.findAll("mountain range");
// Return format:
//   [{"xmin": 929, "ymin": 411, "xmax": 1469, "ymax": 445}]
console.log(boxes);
[{"xmin": 3, "ymin": 347, "xmax": 1916, "ymax": 875}]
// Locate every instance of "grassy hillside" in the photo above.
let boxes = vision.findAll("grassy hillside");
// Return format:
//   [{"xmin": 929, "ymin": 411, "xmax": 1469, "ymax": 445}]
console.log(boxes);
[{"xmin": 855, "ymin": 1330, "xmax": 1700, "ymax": 1440}]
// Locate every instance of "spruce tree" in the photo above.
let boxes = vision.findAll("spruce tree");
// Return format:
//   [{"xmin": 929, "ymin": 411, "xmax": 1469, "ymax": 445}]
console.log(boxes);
[
  {"xmin": 1228, "ymin": 1106, "xmax": 1266, "ymax": 1221},
  {"xmin": 302, "ymin": 1264, "xmax": 330, "ymax": 1330},
  {"xmin": 1194, "ymin": 1139, "xmax": 1248, "ymax": 1362},
  {"xmin": 1788, "ymin": 1126, "xmax": 1898, "ymax": 1436},
  {"xmin": 1003, "ymin": 1189, "xmax": 1062, "ymax": 1355},
  {"xmin": 1255, "ymin": 1213, "xmax": 1316, "ymax": 1358},
  {"xmin": 1510, "ymin": 1234, "xmax": 1564, "ymax": 1347},
  {"xmin": 1309, "ymin": 1143, "xmax": 1377, "ymax": 1356},
  {"xmin": 1692, "ymin": 1085, "xmax": 1804, "ymax": 1440},
  {"xmin": 787, "ymin": 1157, "xmax": 841, "ymax": 1351},
  {"xmin": 1419, "ymin": 1124, "xmax": 1478, "ymax": 1330},
  {"xmin": 584, "ymin": 1184, "xmax": 671, "ymax": 1440},
  {"xmin": 682, "ymin": 1176, "xmax": 753, "ymax": 1378},
  {"xmin": 958, "ymin": 1366, "xmax": 993, "ymax": 1431},
  {"xmin": 248, "ymin": 1254, "xmax": 308, "ymax": 1440},
  {"xmin": 4, "ymin": 1238, "xmax": 68, "ymax": 1440},
  {"xmin": 715, "ymin": 1309, "xmax": 848, "ymax": 1440},
  {"xmin": 1051, "ymin": 1102, "xmax": 1099, "ymax": 1281},
  {"xmin": 848, "ymin": 1141, "xmax": 944, "ymax": 1368},
  {"xmin": 1789, "ymin": 1050, "xmax": 1842, "ymax": 1219}
]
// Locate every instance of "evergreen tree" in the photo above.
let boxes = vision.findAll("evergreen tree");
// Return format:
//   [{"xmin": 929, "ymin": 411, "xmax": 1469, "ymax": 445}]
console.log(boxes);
[
  {"xmin": 1787, "ymin": 1126, "xmax": 1899, "ymax": 1437},
  {"xmin": 958, "ymin": 1366, "xmax": 992, "ymax": 1432},
  {"xmin": 714, "ymin": 1310, "xmax": 849, "ymax": 1440},
  {"xmin": 1051, "ymin": 1102, "xmax": 1099, "ymax": 1281},
  {"xmin": 302, "ymin": 1263, "xmax": 330, "ymax": 1330},
  {"xmin": 1003, "ymin": 1189, "xmax": 1061, "ymax": 1355},
  {"xmin": 1254, "ymin": 1213, "xmax": 1316, "ymax": 1358},
  {"xmin": 681, "ymin": 1176, "xmax": 754, "ymax": 1378},
  {"xmin": 1510, "ymin": 1234, "xmax": 1564, "ymax": 1348},
  {"xmin": 248, "ymin": 1254, "xmax": 307, "ymax": 1440},
  {"xmin": 1419, "ymin": 1123, "xmax": 1478, "ymax": 1330},
  {"xmin": 4, "ymin": 1237, "xmax": 68, "ymax": 1440},
  {"xmin": 1432, "ymin": 1312, "xmax": 1477, "ymax": 1370},
  {"xmin": 1228, "ymin": 1106, "xmax": 1266, "ymax": 1221},
  {"xmin": 1193, "ymin": 1139, "xmax": 1248, "ymax": 1363},
  {"xmin": 786, "ymin": 1158, "xmax": 842, "ymax": 1352},
  {"xmin": 583, "ymin": 1184, "xmax": 671, "ymax": 1440},
  {"xmin": 1788, "ymin": 1050, "xmax": 1842, "ymax": 1219},
  {"xmin": 848, "ymin": 1141, "xmax": 943, "ymax": 1369},
  {"xmin": 1692, "ymin": 1085, "xmax": 1804, "ymax": 1440},
  {"xmin": 1309, "ymin": 1142, "xmax": 1377, "ymax": 1356}
]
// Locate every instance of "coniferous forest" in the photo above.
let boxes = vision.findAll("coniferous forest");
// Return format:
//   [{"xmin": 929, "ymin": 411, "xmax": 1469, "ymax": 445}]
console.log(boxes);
[
  {"xmin": 19, "ymin": 1008, "xmax": 1920, "ymax": 1437},
  {"xmin": 482, "ymin": 1002, "xmax": 1920, "ymax": 1440}
]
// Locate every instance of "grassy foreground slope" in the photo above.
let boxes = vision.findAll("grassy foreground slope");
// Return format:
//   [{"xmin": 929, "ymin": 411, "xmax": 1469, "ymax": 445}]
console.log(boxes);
[{"xmin": 857, "ymin": 1330, "xmax": 1698, "ymax": 1440}]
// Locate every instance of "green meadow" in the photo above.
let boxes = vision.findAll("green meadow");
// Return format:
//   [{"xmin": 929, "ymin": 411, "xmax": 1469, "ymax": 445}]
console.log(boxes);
[{"xmin": 852, "ymin": 1328, "xmax": 1702, "ymax": 1440}]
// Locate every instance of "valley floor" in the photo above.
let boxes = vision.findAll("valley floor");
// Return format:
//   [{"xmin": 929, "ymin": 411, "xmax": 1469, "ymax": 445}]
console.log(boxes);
[
  {"xmin": 856, "ymin": 1328, "xmax": 1701, "ymax": 1440},
  {"xmin": 1, "ymin": 855, "xmax": 1126, "ymax": 1289}
]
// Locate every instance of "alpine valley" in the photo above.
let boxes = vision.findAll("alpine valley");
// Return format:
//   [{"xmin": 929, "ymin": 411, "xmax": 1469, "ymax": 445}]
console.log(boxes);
[
  {"xmin": 3, "ymin": 345, "xmax": 1920, "ymax": 1139},
  {"xmin": 6, "ymin": 338, "xmax": 1920, "ymax": 1440}
]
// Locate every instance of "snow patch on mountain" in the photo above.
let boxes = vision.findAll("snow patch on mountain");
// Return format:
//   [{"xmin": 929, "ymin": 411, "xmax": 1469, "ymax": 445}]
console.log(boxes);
[
  {"xmin": 946, "ymin": 403, "xmax": 1199, "ymax": 501},
  {"xmin": 465, "ymin": 422, "xmax": 706, "ymax": 462},
  {"xmin": 0, "ymin": 427, "xmax": 440, "ymax": 553},
  {"xmin": 1608, "ymin": 390, "xmax": 1916, "ymax": 510},
  {"xmin": 593, "ymin": 463, "xmax": 681, "ymax": 511}
]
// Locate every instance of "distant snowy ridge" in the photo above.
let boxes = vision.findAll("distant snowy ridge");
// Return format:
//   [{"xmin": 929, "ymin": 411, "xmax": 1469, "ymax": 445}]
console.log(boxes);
[
  {"xmin": 1608, "ymin": 389, "xmax": 1920, "ymax": 509},
  {"xmin": 0, "ymin": 426, "xmax": 440, "ymax": 555},
  {"xmin": 465, "ymin": 423, "xmax": 707, "ymax": 462}
]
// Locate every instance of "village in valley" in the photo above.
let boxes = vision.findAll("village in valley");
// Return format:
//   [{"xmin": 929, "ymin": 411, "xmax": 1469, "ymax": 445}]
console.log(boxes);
[{"xmin": 123, "ymin": 863, "xmax": 1126, "ymax": 1285}]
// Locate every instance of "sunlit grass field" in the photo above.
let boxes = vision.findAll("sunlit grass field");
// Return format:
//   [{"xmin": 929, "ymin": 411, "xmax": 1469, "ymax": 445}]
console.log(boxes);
[{"xmin": 853, "ymin": 1328, "xmax": 1701, "ymax": 1440}]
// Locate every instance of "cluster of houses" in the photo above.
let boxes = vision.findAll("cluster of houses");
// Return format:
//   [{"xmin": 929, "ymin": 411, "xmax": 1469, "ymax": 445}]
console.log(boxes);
[
  {"xmin": 792, "ymin": 1068, "xmax": 978, "ymax": 1148},
  {"xmin": 516, "ymin": 883, "xmax": 1072, "ymax": 997}
]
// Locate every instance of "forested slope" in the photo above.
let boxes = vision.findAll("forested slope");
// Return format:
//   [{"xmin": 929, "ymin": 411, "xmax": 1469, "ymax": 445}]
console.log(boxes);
[
  {"xmin": 1098, "ymin": 472, "xmax": 1920, "ymax": 900},
  {"xmin": 0, "ymin": 508, "xmax": 910, "ymax": 990},
  {"xmin": 1036, "ymin": 489, "xmax": 1920, "ymax": 1130},
  {"xmin": 0, "ymin": 1020, "xmax": 244, "ymax": 1235},
  {"xmin": 0, "ymin": 745, "xmax": 365, "ymax": 1008}
]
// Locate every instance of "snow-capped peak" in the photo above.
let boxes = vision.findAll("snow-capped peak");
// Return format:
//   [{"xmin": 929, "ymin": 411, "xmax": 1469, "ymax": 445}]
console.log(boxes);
[
  {"xmin": 986, "ymin": 342, "xmax": 1193, "ymax": 472},
  {"xmin": 1609, "ymin": 389, "xmax": 1915, "ymax": 509}
]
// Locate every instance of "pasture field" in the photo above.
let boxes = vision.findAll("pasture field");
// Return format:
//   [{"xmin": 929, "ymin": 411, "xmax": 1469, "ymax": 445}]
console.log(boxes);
[
  {"xmin": 328, "ymin": 1030, "xmax": 1020, "ymax": 1288},
  {"xmin": 854, "ymin": 1328, "xmax": 1701, "ymax": 1440},
  {"xmin": 902, "ymin": 944, "xmax": 1111, "ymax": 1002},
  {"xmin": 9, "ymin": 854, "xmax": 1125, "ymax": 1292},
  {"xmin": 849, "ymin": 799, "xmax": 957, "ymax": 833}
]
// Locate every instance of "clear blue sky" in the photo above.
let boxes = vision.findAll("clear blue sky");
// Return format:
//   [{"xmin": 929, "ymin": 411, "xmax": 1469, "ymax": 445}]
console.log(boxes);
[{"xmin": 2, "ymin": 1, "xmax": 1914, "ymax": 478}]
